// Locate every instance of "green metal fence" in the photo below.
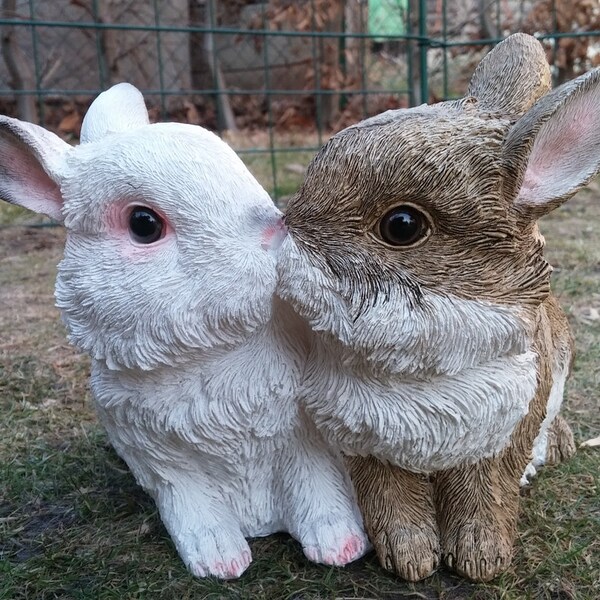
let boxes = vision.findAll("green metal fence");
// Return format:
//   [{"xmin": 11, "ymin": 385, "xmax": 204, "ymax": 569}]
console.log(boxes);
[{"xmin": 0, "ymin": 0, "xmax": 599, "ymax": 200}]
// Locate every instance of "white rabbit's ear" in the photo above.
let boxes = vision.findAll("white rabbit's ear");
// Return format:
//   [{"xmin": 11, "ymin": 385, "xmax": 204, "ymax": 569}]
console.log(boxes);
[
  {"xmin": 0, "ymin": 116, "xmax": 69, "ymax": 222},
  {"xmin": 468, "ymin": 33, "xmax": 551, "ymax": 118},
  {"xmin": 503, "ymin": 68, "xmax": 600, "ymax": 218},
  {"xmin": 80, "ymin": 82, "xmax": 149, "ymax": 143}
]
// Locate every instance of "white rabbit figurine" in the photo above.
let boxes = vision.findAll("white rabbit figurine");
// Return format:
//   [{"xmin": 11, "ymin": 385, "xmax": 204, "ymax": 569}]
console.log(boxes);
[
  {"xmin": 0, "ymin": 83, "xmax": 367, "ymax": 579},
  {"xmin": 277, "ymin": 33, "xmax": 595, "ymax": 582}
]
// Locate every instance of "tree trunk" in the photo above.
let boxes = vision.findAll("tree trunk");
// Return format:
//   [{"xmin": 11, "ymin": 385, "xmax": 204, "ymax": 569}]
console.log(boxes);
[
  {"xmin": 1, "ymin": 0, "xmax": 38, "ymax": 122},
  {"xmin": 407, "ymin": 0, "xmax": 422, "ymax": 105},
  {"xmin": 478, "ymin": 0, "xmax": 499, "ymax": 39},
  {"xmin": 189, "ymin": 0, "xmax": 237, "ymax": 131},
  {"xmin": 189, "ymin": 0, "xmax": 213, "ymax": 90},
  {"xmin": 344, "ymin": 0, "xmax": 367, "ymax": 90},
  {"xmin": 96, "ymin": 1, "xmax": 121, "ymax": 86},
  {"xmin": 315, "ymin": 0, "xmax": 343, "ymax": 127}
]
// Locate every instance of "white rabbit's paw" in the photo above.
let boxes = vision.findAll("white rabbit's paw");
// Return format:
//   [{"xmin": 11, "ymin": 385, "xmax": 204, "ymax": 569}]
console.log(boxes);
[
  {"xmin": 175, "ymin": 527, "xmax": 252, "ymax": 579},
  {"xmin": 299, "ymin": 516, "xmax": 369, "ymax": 566}
]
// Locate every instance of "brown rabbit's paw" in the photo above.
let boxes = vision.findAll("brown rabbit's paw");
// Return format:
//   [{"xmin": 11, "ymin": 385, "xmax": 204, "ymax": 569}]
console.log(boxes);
[
  {"xmin": 442, "ymin": 520, "xmax": 513, "ymax": 582},
  {"xmin": 545, "ymin": 415, "xmax": 576, "ymax": 466},
  {"xmin": 374, "ymin": 524, "xmax": 439, "ymax": 581}
]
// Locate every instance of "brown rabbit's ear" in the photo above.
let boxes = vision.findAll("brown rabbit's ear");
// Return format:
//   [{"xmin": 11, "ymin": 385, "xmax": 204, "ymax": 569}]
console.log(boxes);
[
  {"xmin": 502, "ymin": 67, "xmax": 600, "ymax": 219},
  {"xmin": 467, "ymin": 33, "xmax": 551, "ymax": 117}
]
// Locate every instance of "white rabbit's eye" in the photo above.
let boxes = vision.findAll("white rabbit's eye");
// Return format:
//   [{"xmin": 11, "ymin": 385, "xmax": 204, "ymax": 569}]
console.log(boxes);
[
  {"xmin": 129, "ymin": 206, "xmax": 164, "ymax": 244},
  {"xmin": 378, "ymin": 205, "xmax": 430, "ymax": 247}
]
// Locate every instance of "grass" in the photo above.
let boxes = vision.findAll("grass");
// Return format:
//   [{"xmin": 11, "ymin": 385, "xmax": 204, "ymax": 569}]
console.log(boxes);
[{"xmin": 0, "ymin": 174, "xmax": 598, "ymax": 600}]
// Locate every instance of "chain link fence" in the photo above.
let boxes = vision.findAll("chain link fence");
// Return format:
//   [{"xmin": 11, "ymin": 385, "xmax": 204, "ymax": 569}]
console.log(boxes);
[{"xmin": 0, "ymin": 0, "xmax": 599, "ymax": 199}]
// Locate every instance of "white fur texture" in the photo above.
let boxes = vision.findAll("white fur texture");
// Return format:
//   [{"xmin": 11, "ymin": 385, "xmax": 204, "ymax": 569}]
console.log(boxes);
[
  {"xmin": 0, "ymin": 84, "xmax": 367, "ymax": 579},
  {"xmin": 91, "ymin": 301, "xmax": 366, "ymax": 578},
  {"xmin": 80, "ymin": 83, "xmax": 149, "ymax": 143},
  {"xmin": 532, "ymin": 362, "xmax": 570, "ymax": 466},
  {"xmin": 278, "ymin": 236, "xmax": 539, "ymax": 471},
  {"xmin": 303, "ymin": 339, "xmax": 538, "ymax": 472},
  {"xmin": 56, "ymin": 122, "xmax": 280, "ymax": 371},
  {"xmin": 521, "ymin": 358, "xmax": 570, "ymax": 485}
]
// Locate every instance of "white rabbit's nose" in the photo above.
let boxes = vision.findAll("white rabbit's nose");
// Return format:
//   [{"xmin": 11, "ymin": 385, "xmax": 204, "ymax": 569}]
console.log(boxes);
[{"xmin": 261, "ymin": 216, "xmax": 287, "ymax": 252}]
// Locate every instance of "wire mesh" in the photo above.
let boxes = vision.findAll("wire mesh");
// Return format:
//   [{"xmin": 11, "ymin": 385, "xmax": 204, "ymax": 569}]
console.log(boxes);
[{"xmin": 0, "ymin": 0, "xmax": 599, "ymax": 199}]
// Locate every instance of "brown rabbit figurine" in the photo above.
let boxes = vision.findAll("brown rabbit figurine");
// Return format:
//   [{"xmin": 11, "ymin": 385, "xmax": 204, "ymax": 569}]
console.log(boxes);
[{"xmin": 277, "ymin": 33, "xmax": 595, "ymax": 582}]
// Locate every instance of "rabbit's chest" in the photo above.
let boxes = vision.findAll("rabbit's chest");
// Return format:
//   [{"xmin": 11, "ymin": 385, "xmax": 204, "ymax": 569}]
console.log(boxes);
[
  {"xmin": 303, "ymin": 347, "xmax": 539, "ymax": 472},
  {"xmin": 90, "ymin": 351, "xmax": 301, "ymax": 460}
]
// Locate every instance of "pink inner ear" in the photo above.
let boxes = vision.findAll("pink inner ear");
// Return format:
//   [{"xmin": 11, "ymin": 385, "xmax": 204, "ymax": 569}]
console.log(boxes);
[
  {"xmin": 518, "ymin": 83, "xmax": 600, "ymax": 207},
  {"xmin": 0, "ymin": 136, "xmax": 64, "ymax": 221}
]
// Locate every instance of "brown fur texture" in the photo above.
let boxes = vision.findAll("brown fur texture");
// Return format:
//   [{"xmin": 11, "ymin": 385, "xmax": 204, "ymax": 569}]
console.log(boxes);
[
  {"xmin": 346, "ymin": 456, "xmax": 438, "ymax": 581},
  {"xmin": 545, "ymin": 415, "xmax": 576, "ymax": 466},
  {"xmin": 433, "ymin": 297, "xmax": 570, "ymax": 582},
  {"xmin": 279, "ymin": 34, "xmax": 599, "ymax": 582}
]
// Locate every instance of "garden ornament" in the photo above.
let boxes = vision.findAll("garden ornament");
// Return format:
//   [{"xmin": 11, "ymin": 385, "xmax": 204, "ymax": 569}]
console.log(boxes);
[
  {"xmin": 0, "ymin": 83, "xmax": 368, "ymax": 579},
  {"xmin": 277, "ymin": 33, "xmax": 596, "ymax": 582}
]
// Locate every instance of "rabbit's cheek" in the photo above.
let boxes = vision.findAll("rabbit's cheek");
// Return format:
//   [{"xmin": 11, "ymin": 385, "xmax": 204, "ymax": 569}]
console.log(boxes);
[
  {"xmin": 119, "ymin": 235, "xmax": 174, "ymax": 261},
  {"xmin": 110, "ymin": 222, "xmax": 174, "ymax": 260}
]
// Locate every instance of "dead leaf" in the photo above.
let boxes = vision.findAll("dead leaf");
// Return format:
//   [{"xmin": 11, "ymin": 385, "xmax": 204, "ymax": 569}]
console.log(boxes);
[
  {"xmin": 183, "ymin": 100, "xmax": 200, "ymax": 125},
  {"xmin": 575, "ymin": 306, "xmax": 600, "ymax": 324},
  {"xmin": 580, "ymin": 435, "xmax": 600, "ymax": 448},
  {"xmin": 284, "ymin": 163, "xmax": 306, "ymax": 175},
  {"xmin": 58, "ymin": 111, "xmax": 81, "ymax": 135},
  {"xmin": 586, "ymin": 307, "xmax": 599, "ymax": 320}
]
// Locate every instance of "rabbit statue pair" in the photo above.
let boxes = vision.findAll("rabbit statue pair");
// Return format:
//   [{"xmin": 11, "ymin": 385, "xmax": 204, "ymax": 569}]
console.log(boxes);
[{"xmin": 1, "ymin": 33, "xmax": 597, "ymax": 583}]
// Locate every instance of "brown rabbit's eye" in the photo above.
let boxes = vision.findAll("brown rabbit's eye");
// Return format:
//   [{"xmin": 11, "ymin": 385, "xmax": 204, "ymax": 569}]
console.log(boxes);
[
  {"xmin": 378, "ymin": 205, "xmax": 430, "ymax": 247},
  {"xmin": 129, "ymin": 207, "xmax": 164, "ymax": 244}
]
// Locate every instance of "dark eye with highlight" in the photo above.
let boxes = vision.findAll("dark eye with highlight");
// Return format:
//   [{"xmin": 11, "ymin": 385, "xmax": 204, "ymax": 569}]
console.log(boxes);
[
  {"xmin": 378, "ymin": 205, "xmax": 431, "ymax": 247},
  {"xmin": 129, "ymin": 206, "xmax": 164, "ymax": 244}
]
